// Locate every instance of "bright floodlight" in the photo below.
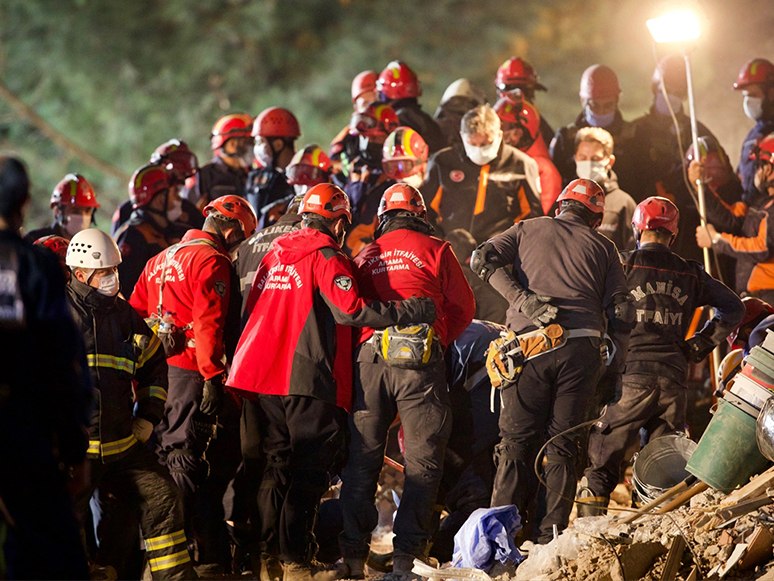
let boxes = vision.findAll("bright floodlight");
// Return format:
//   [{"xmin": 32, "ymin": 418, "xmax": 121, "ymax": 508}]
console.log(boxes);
[{"xmin": 646, "ymin": 10, "xmax": 701, "ymax": 43}]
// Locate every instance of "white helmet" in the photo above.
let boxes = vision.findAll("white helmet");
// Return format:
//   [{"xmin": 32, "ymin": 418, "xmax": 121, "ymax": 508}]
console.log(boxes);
[
  {"xmin": 440, "ymin": 78, "xmax": 487, "ymax": 106},
  {"xmin": 66, "ymin": 229, "xmax": 122, "ymax": 269}
]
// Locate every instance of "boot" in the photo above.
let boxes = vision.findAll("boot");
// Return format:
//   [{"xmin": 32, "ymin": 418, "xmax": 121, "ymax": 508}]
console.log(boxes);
[
  {"xmin": 283, "ymin": 560, "xmax": 345, "ymax": 581},
  {"xmin": 260, "ymin": 554, "xmax": 284, "ymax": 581},
  {"xmin": 343, "ymin": 557, "xmax": 366, "ymax": 580},
  {"xmin": 390, "ymin": 554, "xmax": 420, "ymax": 581},
  {"xmin": 576, "ymin": 477, "xmax": 609, "ymax": 517},
  {"xmin": 366, "ymin": 550, "xmax": 393, "ymax": 573}
]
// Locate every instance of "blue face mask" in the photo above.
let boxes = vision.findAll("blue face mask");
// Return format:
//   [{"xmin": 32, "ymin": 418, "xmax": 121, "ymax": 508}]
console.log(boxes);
[
  {"xmin": 584, "ymin": 106, "xmax": 615, "ymax": 128},
  {"xmin": 654, "ymin": 92, "xmax": 683, "ymax": 116}
]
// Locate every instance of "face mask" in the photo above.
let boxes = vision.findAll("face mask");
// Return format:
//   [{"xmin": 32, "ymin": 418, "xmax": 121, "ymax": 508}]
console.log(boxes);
[
  {"xmin": 166, "ymin": 198, "xmax": 183, "ymax": 222},
  {"xmin": 463, "ymin": 132, "xmax": 502, "ymax": 166},
  {"xmin": 293, "ymin": 184, "xmax": 309, "ymax": 197},
  {"xmin": 575, "ymin": 159, "xmax": 609, "ymax": 183},
  {"xmin": 254, "ymin": 139, "xmax": 275, "ymax": 168},
  {"xmin": 401, "ymin": 173, "xmax": 425, "ymax": 189},
  {"xmin": 744, "ymin": 96, "xmax": 765, "ymax": 122},
  {"xmin": 654, "ymin": 92, "xmax": 683, "ymax": 116},
  {"xmin": 64, "ymin": 214, "xmax": 91, "ymax": 237},
  {"xmin": 96, "ymin": 272, "xmax": 120, "ymax": 297},
  {"xmin": 584, "ymin": 106, "xmax": 615, "ymax": 128}
]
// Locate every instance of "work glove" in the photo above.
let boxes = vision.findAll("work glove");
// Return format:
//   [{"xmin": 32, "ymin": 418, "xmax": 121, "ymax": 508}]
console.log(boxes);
[
  {"xmin": 131, "ymin": 417, "xmax": 154, "ymax": 443},
  {"xmin": 520, "ymin": 294, "xmax": 558, "ymax": 327},
  {"xmin": 398, "ymin": 296, "xmax": 437, "ymax": 325},
  {"xmin": 680, "ymin": 334, "xmax": 715, "ymax": 363},
  {"xmin": 200, "ymin": 375, "xmax": 225, "ymax": 416}
]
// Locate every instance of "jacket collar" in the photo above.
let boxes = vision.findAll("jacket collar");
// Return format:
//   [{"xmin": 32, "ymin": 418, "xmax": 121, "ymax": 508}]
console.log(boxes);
[
  {"xmin": 181, "ymin": 229, "xmax": 229, "ymax": 256},
  {"xmin": 69, "ymin": 277, "xmax": 118, "ymax": 311}
]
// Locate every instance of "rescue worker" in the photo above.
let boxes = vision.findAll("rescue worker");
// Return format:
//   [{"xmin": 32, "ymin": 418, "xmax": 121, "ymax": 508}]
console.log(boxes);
[
  {"xmin": 434, "ymin": 78, "xmax": 487, "ymax": 150},
  {"xmin": 182, "ymin": 113, "xmax": 253, "ymax": 210},
  {"xmin": 34, "ymin": 234, "xmax": 70, "ymax": 280},
  {"xmin": 494, "ymin": 57, "xmax": 554, "ymax": 145},
  {"xmin": 696, "ymin": 133, "xmax": 774, "ymax": 304},
  {"xmin": 376, "ymin": 61, "xmax": 446, "ymax": 155},
  {"xmin": 340, "ymin": 184, "xmax": 476, "ymax": 578},
  {"xmin": 574, "ymin": 127, "xmax": 636, "ymax": 251},
  {"xmin": 579, "ymin": 197, "xmax": 744, "ymax": 515},
  {"xmin": 112, "ymin": 139, "xmax": 202, "ymax": 235},
  {"xmin": 129, "ymin": 195, "xmax": 257, "ymax": 543},
  {"xmin": 422, "ymin": 104, "xmax": 542, "ymax": 244},
  {"xmin": 728, "ymin": 296, "xmax": 774, "ymax": 355},
  {"xmin": 227, "ymin": 183, "xmax": 438, "ymax": 581},
  {"xmin": 65, "ymin": 228, "xmax": 195, "ymax": 579},
  {"xmin": 0, "ymin": 156, "xmax": 92, "ymax": 580},
  {"xmin": 115, "ymin": 163, "xmax": 182, "ymax": 297},
  {"xmin": 470, "ymin": 178, "xmax": 634, "ymax": 542},
  {"xmin": 246, "ymin": 107, "xmax": 300, "ymax": 218},
  {"xmin": 330, "ymin": 71, "xmax": 378, "ymax": 183},
  {"xmin": 25, "ymin": 173, "xmax": 100, "ymax": 242},
  {"xmin": 494, "ymin": 97, "xmax": 561, "ymax": 213},
  {"xmin": 550, "ymin": 65, "xmax": 637, "ymax": 194},
  {"xmin": 343, "ymin": 102, "xmax": 400, "ymax": 257},
  {"xmin": 382, "ymin": 126, "xmax": 429, "ymax": 190},
  {"xmin": 733, "ymin": 59, "xmax": 774, "ymax": 202}
]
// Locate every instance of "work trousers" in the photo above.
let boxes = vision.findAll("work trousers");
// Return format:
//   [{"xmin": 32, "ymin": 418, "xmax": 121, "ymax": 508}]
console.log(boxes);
[
  {"xmin": 584, "ymin": 373, "xmax": 687, "ymax": 499},
  {"xmin": 339, "ymin": 345, "xmax": 451, "ymax": 559},
  {"xmin": 253, "ymin": 394, "xmax": 347, "ymax": 564},
  {"xmin": 491, "ymin": 338, "xmax": 603, "ymax": 544},
  {"xmin": 76, "ymin": 445, "xmax": 193, "ymax": 580}
]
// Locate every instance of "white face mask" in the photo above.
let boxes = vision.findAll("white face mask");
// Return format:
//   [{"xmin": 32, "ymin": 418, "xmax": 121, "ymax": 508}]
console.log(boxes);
[
  {"xmin": 254, "ymin": 138, "xmax": 274, "ymax": 168},
  {"xmin": 401, "ymin": 173, "xmax": 425, "ymax": 189},
  {"xmin": 64, "ymin": 214, "xmax": 91, "ymax": 238},
  {"xmin": 463, "ymin": 132, "xmax": 502, "ymax": 166},
  {"xmin": 654, "ymin": 92, "xmax": 683, "ymax": 116},
  {"xmin": 744, "ymin": 96, "xmax": 765, "ymax": 122},
  {"xmin": 584, "ymin": 106, "xmax": 615, "ymax": 128},
  {"xmin": 166, "ymin": 198, "xmax": 183, "ymax": 222},
  {"xmin": 96, "ymin": 272, "xmax": 120, "ymax": 297},
  {"xmin": 293, "ymin": 184, "xmax": 309, "ymax": 197},
  {"xmin": 575, "ymin": 159, "xmax": 609, "ymax": 183}
]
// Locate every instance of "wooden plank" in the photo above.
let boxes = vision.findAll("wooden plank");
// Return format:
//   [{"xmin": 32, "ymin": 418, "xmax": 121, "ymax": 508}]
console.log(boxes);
[
  {"xmin": 659, "ymin": 536, "xmax": 686, "ymax": 581},
  {"xmin": 721, "ymin": 465, "xmax": 774, "ymax": 506},
  {"xmin": 656, "ymin": 481, "xmax": 710, "ymax": 514}
]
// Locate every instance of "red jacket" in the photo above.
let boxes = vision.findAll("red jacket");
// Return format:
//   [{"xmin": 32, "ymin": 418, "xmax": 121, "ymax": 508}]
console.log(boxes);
[
  {"xmin": 525, "ymin": 136, "xmax": 562, "ymax": 214},
  {"xmin": 353, "ymin": 225, "xmax": 476, "ymax": 347},
  {"xmin": 228, "ymin": 228, "xmax": 426, "ymax": 411},
  {"xmin": 129, "ymin": 230, "xmax": 232, "ymax": 380}
]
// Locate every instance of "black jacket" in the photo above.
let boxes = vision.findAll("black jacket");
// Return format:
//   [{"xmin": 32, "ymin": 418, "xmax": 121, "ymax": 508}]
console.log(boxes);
[
  {"xmin": 391, "ymin": 98, "xmax": 448, "ymax": 155},
  {"xmin": 67, "ymin": 278, "xmax": 168, "ymax": 463},
  {"xmin": 181, "ymin": 156, "xmax": 248, "ymax": 209},
  {"xmin": 23, "ymin": 222, "xmax": 68, "ymax": 244},
  {"xmin": 245, "ymin": 166, "xmax": 294, "ymax": 220}
]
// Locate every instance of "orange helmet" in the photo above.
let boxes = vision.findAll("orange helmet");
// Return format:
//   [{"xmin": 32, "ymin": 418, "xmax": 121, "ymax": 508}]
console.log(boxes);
[
  {"xmin": 579, "ymin": 65, "xmax": 621, "ymax": 100},
  {"xmin": 378, "ymin": 184, "xmax": 427, "ymax": 219},
  {"xmin": 495, "ymin": 57, "xmax": 546, "ymax": 94},
  {"xmin": 352, "ymin": 70, "xmax": 378, "ymax": 103},
  {"xmin": 286, "ymin": 145, "xmax": 332, "ymax": 187},
  {"xmin": 734, "ymin": 59, "xmax": 774, "ymax": 90},
  {"xmin": 557, "ymin": 178, "xmax": 605, "ymax": 214},
  {"xmin": 376, "ymin": 61, "xmax": 421, "ymax": 100},
  {"xmin": 50, "ymin": 174, "xmax": 100, "ymax": 209},
  {"xmin": 211, "ymin": 114, "xmax": 253, "ymax": 150},
  {"xmin": 299, "ymin": 183, "xmax": 352, "ymax": 223},
  {"xmin": 382, "ymin": 127, "xmax": 428, "ymax": 180},
  {"xmin": 150, "ymin": 139, "xmax": 198, "ymax": 184},
  {"xmin": 203, "ymin": 195, "xmax": 258, "ymax": 237},
  {"xmin": 493, "ymin": 98, "xmax": 540, "ymax": 150},
  {"xmin": 252, "ymin": 107, "xmax": 301, "ymax": 139},
  {"xmin": 349, "ymin": 102, "xmax": 400, "ymax": 139},
  {"xmin": 129, "ymin": 164, "xmax": 172, "ymax": 209}
]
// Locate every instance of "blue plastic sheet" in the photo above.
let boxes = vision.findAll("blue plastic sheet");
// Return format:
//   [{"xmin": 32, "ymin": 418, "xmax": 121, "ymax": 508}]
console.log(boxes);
[{"xmin": 452, "ymin": 505, "xmax": 524, "ymax": 571}]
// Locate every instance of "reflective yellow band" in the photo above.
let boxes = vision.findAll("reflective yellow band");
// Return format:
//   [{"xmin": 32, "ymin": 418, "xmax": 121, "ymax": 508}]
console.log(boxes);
[
  {"xmin": 87, "ymin": 441, "xmax": 100, "ymax": 454},
  {"xmin": 145, "ymin": 529, "xmax": 187, "ymax": 552},
  {"xmin": 137, "ymin": 334, "xmax": 162, "ymax": 368},
  {"xmin": 87, "ymin": 354, "xmax": 135, "ymax": 375},
  {"xmin": 136, "ymin": 385, "xmax": 168, "ymax": 403},
  {"xmin": 149, "ymin": 549, "xmax": 190, "ymax": 572},
  {"xmin": 88, "ymin": 434, "xmax": 138, "ymax": 458}
]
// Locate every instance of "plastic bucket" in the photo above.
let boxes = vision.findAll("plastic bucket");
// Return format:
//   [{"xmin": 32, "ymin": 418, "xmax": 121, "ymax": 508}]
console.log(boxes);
[
  {"xmin": 631, "ymin": 435, "xmax": 697, "ymax": 505},
  {"xmin": 685, "ymin": 397, "xmax": 772, "ymax": 492}
]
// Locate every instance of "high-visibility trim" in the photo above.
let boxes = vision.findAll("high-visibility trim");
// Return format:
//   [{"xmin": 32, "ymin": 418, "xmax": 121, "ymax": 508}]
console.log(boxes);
[
  {"xmin": 513, "ymin": 185, "xmax": 531, "ymax": 223},
  {"xmin": 87, "ymin": 434, "xmax": 137, "ymax": 457},
  {"xmin": 145, "ymin": 529, "xmax": 187, "ymax": 552},
  {"xmin": 87, "ymin": 440, "xmax": 100, "ymax": 455},
  {"xmin": 137, "ymin": 334, "xmax": 162, "ymax": 368},
  {"xmin": 148, "ymin": 549, "xmax": 191, "ymax": 572},
  {"xmin": 87, "ymin": 354, "xmax": 135, "ymax": 375},
  {"xmin": 473, "ymin": 165, "xmax": 490, "ymax": 215},
  {"xmin": 430, "ymin": 185, "xmax": 443, "ymax": 215},
  {"xmin": 136, "ymin": 385, "xmax": 168, "ymax": 402}
]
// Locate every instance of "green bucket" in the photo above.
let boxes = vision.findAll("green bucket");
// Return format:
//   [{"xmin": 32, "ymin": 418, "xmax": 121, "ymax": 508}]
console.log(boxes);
[{"xmin": 685, "ymin": 398, "xmax": 772, "ymax": 492}]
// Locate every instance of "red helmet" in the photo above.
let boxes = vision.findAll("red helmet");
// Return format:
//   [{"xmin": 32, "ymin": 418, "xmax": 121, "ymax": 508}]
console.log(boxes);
[
  {"xmin": 252, "ymin": 107, "xmax": 301, "ymax": 139},
  {"xmin": 299, "ymin": 183, "xmax": 352, "ymax": 223},
  {"xmin": 495, "ymin": 57, "xmax": 547, "ymax": 92},
  {"xmin": 685, "ymin": 136, "xmax": 733, "ymax": 189},
  {"xmin": 376, "ymin": 61, "xmax": 421, "ymax": 100},
  {"xmin": 352, "ymin": 70, "xmax": 377, "ymax": 102},
  {"xmin": 556, "ymin": 179, "xmax": 605, "ymax": 214},
  {"xmin": 493, "ymin": 98, "xmax": 540, "ymax": 150},
  {"xmin": 129, "ymin": 164, "xmax": 172, "ymax": 209},
  {"xmin": 211, "ymin": 114, "xmax": 253, "ymax": 150},
  {"xmin": 50, "ymin": 174, "xmax": 100, "ymax": 209},
  {"xmin": 632, "ymin": 196, "xmax": 679, "ymax": 234},
  {"xmin": 382, "ymin": 127, "xmax": 429, "ymax": 180},
  {"xmin": 150, "ymin": 139, "xmax": 198, "ymax": 184},
  {"xmin": 34, "ymin": 235, "xmax": 69, "ymax": 263},
  {"xmin": 378, "ymin": 183, "xmax": 427, "ymax": 218},
  {"xmin": 286, "ymin": 145, "xmax": 332, "ymax": 187},
  {"xmin": 652, "ymin": 55, "xmax": 688, "ymax": 99},
  {"xmin": 203, "ymin": 195, "xmax": 258, "ymax": 237},
  {"xmin": 579, "ymin": 65, "xmax": 621, "ymax": 100},
  {"xmin": 349, "ymin": 102, "xmax": 400, "ymax": 139},
  {"xmin": 728, "ymin": 296, "xmax": 774, "ymax": 348},
  {"xmin": 734, "ymin": 59, "xmax": 774, "ymax": 90},
  {"xmin": 751, "ymin": 133, "xmax": 774, "ymax": 164}
]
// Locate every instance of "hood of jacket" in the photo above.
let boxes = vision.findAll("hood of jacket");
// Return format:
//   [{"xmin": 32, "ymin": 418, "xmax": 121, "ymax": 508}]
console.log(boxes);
[{"xmin": 273, "ymin": 227, "xmax": 340, "ymax": 264}]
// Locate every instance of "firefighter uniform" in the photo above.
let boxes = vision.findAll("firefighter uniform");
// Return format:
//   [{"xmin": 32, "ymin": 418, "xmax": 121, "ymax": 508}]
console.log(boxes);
[
  {"xmin": 245, "ymin": 166, "xmax": 294, "ymax": 221},
  {"xmin": 66, "ymin": 277, "xmax": 193, "ymax": 580},
  {"xmin": 23, "ymin": 221, "xmax": 69, "ymax": 243},
  {"xmin": 181, "ymin": 157, "xmax": 248, "ymax": 211}
]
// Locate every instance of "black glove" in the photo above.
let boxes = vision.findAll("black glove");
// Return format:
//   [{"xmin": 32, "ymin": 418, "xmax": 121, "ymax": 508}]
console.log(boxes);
[
  {"xmin": 680, "ymin": 335, "xmax": 715, "ymax": 363},
  {"xmin": 398, "ymin": 296, "xmax": 437, "ymax": 325},
  {"xmin": 200, "ymin": 375, "xmax": 225, "ymax": 416},
  {"xmin": 520, "ymin": 294, "xmax": 558, "ymax": 327}
]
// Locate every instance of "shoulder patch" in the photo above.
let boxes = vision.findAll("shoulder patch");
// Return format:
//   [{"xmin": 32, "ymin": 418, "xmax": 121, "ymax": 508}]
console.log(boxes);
[
  {"xmin": 450, "ymin": 170, "xmax": 465, "ymax": 183},
  {"xmin": 333, "ymin": 275, "xmax": 353, "ymax": 292},
  {"xmin": 213, "ymin": 280, "xmax": 227, "ymax": 296}
]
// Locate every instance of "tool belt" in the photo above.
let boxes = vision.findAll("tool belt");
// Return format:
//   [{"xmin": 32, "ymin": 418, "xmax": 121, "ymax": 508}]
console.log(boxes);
[
  {"xmin": 486, "ymin": 324, "xmax": 567, "ymax": 390},
  {"xmin": 371, "ymin": 323, "xmax": 442, "ymax": 369}
]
